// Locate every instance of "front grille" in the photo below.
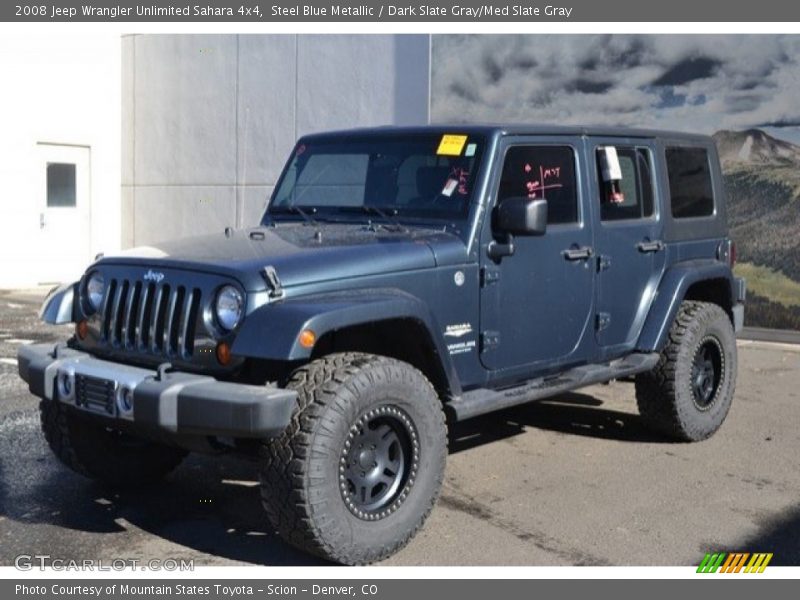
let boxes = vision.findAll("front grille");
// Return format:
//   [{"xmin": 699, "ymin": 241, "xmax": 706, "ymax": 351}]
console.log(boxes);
[
  {"xmin": 100, "ymin": 279, "xmax": 202, "ymax": 358},
  {"xmin": 75, "ymin": 374, "xmax": 116, "ymax": 415}
]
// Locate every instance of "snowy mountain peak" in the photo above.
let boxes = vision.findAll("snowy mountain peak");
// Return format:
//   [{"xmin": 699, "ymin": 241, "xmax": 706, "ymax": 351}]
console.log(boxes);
[{"xmin": 713, "ymin": 129, "xmax": 800, "ymax": 166}]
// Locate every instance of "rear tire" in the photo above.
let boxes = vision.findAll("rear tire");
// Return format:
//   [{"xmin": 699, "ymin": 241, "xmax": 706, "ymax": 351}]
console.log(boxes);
[
  {"xmin": 635, "ymin": 301, "xmax": 737, "ymax": 441},
  {"xmin": 260, "ymin": 353, "xmax": 447, "ymax": 565},
  {"xmin": 40, "ymin": 399, "xmax": 187, "ymax": 486}
]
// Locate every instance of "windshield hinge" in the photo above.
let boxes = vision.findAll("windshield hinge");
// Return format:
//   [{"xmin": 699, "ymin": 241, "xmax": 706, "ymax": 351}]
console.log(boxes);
[{"xmin": 262, "ymin": 266, "xmax": 284, "ymax": 300}]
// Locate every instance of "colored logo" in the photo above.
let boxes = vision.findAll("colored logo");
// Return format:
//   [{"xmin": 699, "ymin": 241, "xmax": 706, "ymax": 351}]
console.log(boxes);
[{"xmin": 697, "ymin": 552, "xmax": 773, "ymax": 573}]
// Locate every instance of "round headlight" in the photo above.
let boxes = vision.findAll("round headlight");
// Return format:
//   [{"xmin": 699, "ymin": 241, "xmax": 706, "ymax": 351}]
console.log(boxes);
[
  {"xmin": 86, "ymin": 273, "xmax": 105, "ymax": 312},
  {"xmin": 215, "ymin": 285, "xmax": 244, "ymax": 331}
]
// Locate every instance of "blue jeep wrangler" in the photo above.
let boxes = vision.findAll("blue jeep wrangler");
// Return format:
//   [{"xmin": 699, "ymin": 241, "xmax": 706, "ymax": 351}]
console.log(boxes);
[{"xmin": 18, "ymin": 126, "xmax": 745, "ymax": 564}]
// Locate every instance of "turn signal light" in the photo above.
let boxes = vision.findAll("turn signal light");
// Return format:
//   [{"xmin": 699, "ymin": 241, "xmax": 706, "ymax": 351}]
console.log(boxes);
[
  {"xmin": 216, "ymin": 342, "xmax": 232, "ymax": 366},
  {"xmin": 298, "ymin": 329, "xmax": 316, "ymax": 349},
  {"xmin": 76, "ymin": 320, "xmax": 88, "ymax": 340}
]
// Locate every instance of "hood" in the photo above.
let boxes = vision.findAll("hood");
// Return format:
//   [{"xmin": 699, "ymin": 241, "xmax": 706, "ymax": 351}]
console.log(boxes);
[{"xmin": 99, "ymin": 223, "xmax": 468, "ymax": 291}]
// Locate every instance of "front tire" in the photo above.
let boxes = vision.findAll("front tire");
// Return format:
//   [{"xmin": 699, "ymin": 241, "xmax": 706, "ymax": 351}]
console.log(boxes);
[
  {"xmin": 40, "ymin": 399, "xmax": 187, "ymax": 486},
  {"xmin": 260, "ymin": 353, "xmax": 447, "ymax": 565},
  {"xmin": 635, "ymin": 301, "xmax": 737, "ymax": 441}
]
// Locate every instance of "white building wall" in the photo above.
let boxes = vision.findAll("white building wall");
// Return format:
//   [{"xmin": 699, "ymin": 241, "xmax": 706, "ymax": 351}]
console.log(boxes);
[
  {"xmin": 0, "ymin": 33, "xmax": 121, "ymax": 287},
  {"xmin": 123, "ymin": 34, "xmax": 431, "ymax": 248}
]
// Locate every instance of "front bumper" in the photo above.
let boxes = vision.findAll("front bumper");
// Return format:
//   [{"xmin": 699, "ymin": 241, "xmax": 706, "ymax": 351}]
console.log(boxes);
[{"xmin": 17, "ymin": 343, "xmax": 296, "ymax": 438}]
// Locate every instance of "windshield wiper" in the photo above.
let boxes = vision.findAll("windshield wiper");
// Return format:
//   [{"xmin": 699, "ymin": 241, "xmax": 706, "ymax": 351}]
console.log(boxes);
[
  {"xmin": 270, "ymin": 205, "xmax": 319, "ymax": 227},
  {"xmin": 360, "ymin": 206, "xmax": 409, "ymax": 233}
]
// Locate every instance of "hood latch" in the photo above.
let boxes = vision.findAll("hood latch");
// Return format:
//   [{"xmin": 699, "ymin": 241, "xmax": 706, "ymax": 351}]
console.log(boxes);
[{"xmin": 262, "ymin": 265, "xmax": 284, "ymax": 300}]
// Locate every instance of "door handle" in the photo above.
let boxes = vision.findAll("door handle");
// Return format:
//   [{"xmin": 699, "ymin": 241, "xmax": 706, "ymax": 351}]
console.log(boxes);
[
  {"xmin": 563, "ymin": 246, "xmax": 593, "ymax": 261},
  {"xmin": 39, "ymin": 213, "xmax": 45, "ymax": 229},
  {"xmin": 637, "ymin": 240, "xmax": 664, "ymax": 253}
]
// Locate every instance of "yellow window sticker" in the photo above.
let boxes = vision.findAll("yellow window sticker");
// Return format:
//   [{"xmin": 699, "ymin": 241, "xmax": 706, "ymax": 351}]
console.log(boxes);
[{"xmin": 437, "ymin": 134, "xmax": 468, "ymax": 156}]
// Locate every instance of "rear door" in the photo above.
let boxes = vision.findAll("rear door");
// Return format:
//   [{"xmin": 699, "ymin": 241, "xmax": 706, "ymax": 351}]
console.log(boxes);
[{"xmin": 590, "ymin": 138, "xmax": 666, "ymax": 356}]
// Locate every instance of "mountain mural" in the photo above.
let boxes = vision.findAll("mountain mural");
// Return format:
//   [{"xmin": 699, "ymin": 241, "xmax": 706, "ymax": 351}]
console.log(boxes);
[
  {"xmin": 714, "ymin": 129, "xmax": 800, "ymax": 167},
  {"xmin": 713, "ymin": 129, "xmax": 800, "ymax": 330},
  {"xmin": 430, "ymin": 35, "xmax": 800, "ymax": 331}
]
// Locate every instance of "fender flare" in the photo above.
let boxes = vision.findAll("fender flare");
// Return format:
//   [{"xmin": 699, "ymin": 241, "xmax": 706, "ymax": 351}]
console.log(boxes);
[
  {"xmin": 39, "ymin": 282, "xmax": 79, "ymax": 324},
  {"xmin": 231, "ymin": 288, "xmax": 461, "ymax": 395},
  {"xmin": 636, "ymin": 260, "xmax": 735, "ymax": 352}
]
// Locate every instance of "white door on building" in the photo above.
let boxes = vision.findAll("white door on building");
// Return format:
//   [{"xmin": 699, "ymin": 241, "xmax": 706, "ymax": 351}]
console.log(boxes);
[{"xmin": 37, "ymin": 144, "xmax": 91, "ymax": 284}]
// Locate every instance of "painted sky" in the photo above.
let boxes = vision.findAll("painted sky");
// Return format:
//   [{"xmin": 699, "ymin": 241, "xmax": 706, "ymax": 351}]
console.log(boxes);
[{"xmin": 431, "ymin": 35, "xmax": 800, "ymax": 142}]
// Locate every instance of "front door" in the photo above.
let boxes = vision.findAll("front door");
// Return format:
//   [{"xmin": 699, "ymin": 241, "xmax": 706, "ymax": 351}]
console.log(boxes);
[
  {"xmin": 37, "ymin": 144, "xmax": 91, "ymax": 284},
  {"xmin": 590, "ymin": 139, "xmax": 666, "ymax": 356},
  {"xmin": 479, "ymin": 139, "xmax": 596, "ymax": 376}
]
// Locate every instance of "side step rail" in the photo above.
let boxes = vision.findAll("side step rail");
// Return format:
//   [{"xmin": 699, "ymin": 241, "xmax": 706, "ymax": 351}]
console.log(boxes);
[{"xmin": 449, "ymin": 352, "xmax": 660, "ymax": 422}]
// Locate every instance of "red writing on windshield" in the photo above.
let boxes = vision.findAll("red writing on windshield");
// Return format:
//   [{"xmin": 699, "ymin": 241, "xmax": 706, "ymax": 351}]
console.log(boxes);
[{"xmin": 450, "ymin": 167, "xmax": 470, "ymax": 195}]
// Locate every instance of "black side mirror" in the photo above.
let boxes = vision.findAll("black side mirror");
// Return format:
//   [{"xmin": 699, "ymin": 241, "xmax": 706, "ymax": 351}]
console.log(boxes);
[{"xmin": 496, "ymin": 197, "xmax": 548, "ymax": 236}]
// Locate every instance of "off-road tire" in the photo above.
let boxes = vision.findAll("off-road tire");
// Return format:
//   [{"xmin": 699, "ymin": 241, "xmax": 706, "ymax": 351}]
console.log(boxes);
[
  {"xmin": 260, "ymin": 353, "xmax": 447, "ymax": 565},
  {"xmin": 635, "ymin": 301, "xmax": 737, "ymax": 441},
  {"xmin": 40, "ymin": 398, "xmax": 187, "ymax": 486}
]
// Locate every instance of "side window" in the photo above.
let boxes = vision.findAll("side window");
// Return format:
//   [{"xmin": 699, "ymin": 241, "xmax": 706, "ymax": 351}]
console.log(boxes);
[
  {"xmin": 596, "ymin": 147, "xmax": 654, "ymax": 221},
  {"xmin": 666, "ymin": 146, "xmax": 715, "ymax": 218},
  {"xmin": 498, "ymin": 146, "xmax": 578, "ymax": 225}
]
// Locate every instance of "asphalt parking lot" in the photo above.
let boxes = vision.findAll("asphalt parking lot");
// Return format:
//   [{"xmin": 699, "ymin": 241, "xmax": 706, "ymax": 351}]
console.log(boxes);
[{"xmin": 0, "ymin": 289, "xmax": 798, "ymax": 567}]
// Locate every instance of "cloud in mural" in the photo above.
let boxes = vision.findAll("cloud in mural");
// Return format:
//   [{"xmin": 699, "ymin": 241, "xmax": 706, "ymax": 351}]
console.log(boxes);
[{"xmin": 431, "ymin": 35, "xmax": 800, "ymax": 138}]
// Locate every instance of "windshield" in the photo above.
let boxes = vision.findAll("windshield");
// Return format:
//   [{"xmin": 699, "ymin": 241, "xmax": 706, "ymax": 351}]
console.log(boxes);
[{"xmin": 266, "ymin": 134, "xmax": 486, "ymax": 222}]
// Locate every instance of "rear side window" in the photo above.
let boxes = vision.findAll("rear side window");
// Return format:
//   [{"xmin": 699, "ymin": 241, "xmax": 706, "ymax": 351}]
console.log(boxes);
[
  {"xmin": 666, "ymin": 147, "xmax": 715, "ymax": 218},
  {"xmin": 498, "ymin": 146, "xmax": 578, "ymax": 225},
  {"xmin": 596, "ymin": 147, "xmax": 654, "ymax": 221}
]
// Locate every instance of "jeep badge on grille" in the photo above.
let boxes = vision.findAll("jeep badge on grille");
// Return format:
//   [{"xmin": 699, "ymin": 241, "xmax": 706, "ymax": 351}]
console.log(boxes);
[{"xmin": 143, "ymin": 270, "xmax": 165, "ymax": 283}]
